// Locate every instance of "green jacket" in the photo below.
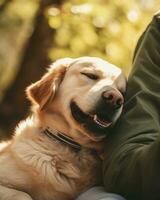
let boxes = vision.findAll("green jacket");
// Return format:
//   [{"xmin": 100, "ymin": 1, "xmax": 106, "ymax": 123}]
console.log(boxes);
[{"xmin": 103, "ymin": 13, "xmax": 160, "ymax": 200}]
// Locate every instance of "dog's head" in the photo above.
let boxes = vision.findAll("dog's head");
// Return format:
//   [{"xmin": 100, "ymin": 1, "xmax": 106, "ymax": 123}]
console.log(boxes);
[{"xmin": 27, "ymin": 57, "xmax": 126, "ymax": 143}]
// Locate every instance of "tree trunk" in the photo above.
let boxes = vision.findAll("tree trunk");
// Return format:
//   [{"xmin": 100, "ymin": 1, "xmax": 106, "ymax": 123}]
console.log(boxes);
[{"xmin": 0, "ymin": 0, "xmax": 63, "ymax": 138}]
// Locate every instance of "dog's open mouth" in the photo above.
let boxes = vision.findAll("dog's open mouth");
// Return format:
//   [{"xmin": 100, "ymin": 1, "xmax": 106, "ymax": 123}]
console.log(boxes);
[
  {"xmin": 70, "ymin": 101, "xmax": 112, "ymax": 131},
  {"xmin": 92, "ymin": 114, "xmax": 112, "ymax": 128}
]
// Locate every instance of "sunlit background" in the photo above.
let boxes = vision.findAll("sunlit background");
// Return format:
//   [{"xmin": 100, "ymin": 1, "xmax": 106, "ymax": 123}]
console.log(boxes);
[{"xmin": 0, "ymin": 0, "xmax": 159, "ymax": 137}]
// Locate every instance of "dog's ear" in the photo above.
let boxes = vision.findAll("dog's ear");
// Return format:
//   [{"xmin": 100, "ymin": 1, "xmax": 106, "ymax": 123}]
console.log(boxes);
[{"xmin": 26, "ymin": 58, "xmax": 73, "ymax": 110}]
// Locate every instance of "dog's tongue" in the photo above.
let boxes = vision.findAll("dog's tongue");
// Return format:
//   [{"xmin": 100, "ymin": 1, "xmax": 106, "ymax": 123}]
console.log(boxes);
[{"xmin": 93, "ymin": 114, "xmax": 112, "ymax": 128}]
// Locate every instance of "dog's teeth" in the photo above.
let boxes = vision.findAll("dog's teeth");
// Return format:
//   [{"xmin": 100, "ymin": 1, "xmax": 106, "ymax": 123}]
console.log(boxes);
[
  {"xmin": 93, "ymin": 114, "xmax": 111, "ymax": 128},
  {"xmin": 93, "ymin": 114, "xmax": 97, "ymax": 120}
]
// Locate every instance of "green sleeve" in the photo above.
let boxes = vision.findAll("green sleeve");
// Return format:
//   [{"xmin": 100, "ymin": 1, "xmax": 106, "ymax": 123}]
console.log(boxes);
[{"xmin": 103, "ymin": 13, "xmax": 160, "ymax": 200}]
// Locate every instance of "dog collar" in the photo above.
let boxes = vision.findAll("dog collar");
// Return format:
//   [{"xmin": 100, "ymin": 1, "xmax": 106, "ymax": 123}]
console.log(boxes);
[{"xmin": 43, "ymin": 128, "xmax": 81, "ymax": 150}]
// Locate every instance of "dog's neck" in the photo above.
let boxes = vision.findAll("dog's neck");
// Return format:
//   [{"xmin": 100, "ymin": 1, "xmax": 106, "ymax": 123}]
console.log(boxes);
[
  {"xmin": 43, "ymin": 127, "xmax": 81, "ymax": 151},
  {"xmin": 38, "ymin": 111, "xmax": 104, "ymax": 155},
  {"xmin": 15, "ymin": 117, "xmax": 104, "ymax": 158}
]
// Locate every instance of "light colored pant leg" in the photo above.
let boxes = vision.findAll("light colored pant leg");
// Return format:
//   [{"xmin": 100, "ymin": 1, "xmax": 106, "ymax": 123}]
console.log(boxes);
[{"xmin": 76, "ymin": 187, "xmax": 126, "ymax": 200}]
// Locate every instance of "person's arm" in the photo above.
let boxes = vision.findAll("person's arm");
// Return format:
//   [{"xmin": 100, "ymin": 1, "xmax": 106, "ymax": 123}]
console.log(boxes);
[{"xmin": 103, "ymin": 13, "xmax": 160, "ymax": 200}]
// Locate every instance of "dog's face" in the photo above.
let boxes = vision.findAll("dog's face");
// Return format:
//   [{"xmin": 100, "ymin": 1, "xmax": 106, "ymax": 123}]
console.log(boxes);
[{"xmin": 27, "ymin": 57, "xmax": 126, "ymax": 142}]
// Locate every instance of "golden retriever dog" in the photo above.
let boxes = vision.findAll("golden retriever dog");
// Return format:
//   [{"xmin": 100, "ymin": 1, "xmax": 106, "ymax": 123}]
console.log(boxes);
[{"xmin": 0, "ymin": 57, "xmax": 126, "ymax": 200}]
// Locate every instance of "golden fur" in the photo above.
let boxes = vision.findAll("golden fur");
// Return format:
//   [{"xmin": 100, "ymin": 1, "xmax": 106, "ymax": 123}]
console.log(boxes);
[{"xmin": 0, "ymin": 57, "xmax": 126, "ymax": 200}]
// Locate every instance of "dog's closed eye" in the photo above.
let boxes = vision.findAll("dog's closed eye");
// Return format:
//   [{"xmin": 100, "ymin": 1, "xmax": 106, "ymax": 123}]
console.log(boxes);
[{"xmin": 80, "ymin": 72, "xmax": 99, "ymax": 80}]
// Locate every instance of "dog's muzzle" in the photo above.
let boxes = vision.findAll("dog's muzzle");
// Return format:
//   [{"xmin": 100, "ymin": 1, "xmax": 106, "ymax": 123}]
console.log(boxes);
[
  {"xmin": 70, "ymin": 87, "xmax": 124, "ymax": 138},
  {"xmin": 102, "ymin": 88, "xmax": 124, "ymax": 109},
  {"xmin": 98, "ymin": 87, "xmax": 124, "ymax": 122}
]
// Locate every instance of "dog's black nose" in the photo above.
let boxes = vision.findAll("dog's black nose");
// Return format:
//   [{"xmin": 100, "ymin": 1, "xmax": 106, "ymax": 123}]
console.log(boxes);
[{"xmin": 102, "ymin": 89, "xmax": 124, "ymax": 109}]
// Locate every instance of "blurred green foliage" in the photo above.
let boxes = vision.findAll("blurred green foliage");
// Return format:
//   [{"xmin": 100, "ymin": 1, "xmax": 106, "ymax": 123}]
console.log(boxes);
[
  {"xmin": 48, "ymin": 0, "xmax": 159, "ymax": 74},
  {"xmin": 0, "ymin": 0, "xmax": 159, "ymax": 99}
]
